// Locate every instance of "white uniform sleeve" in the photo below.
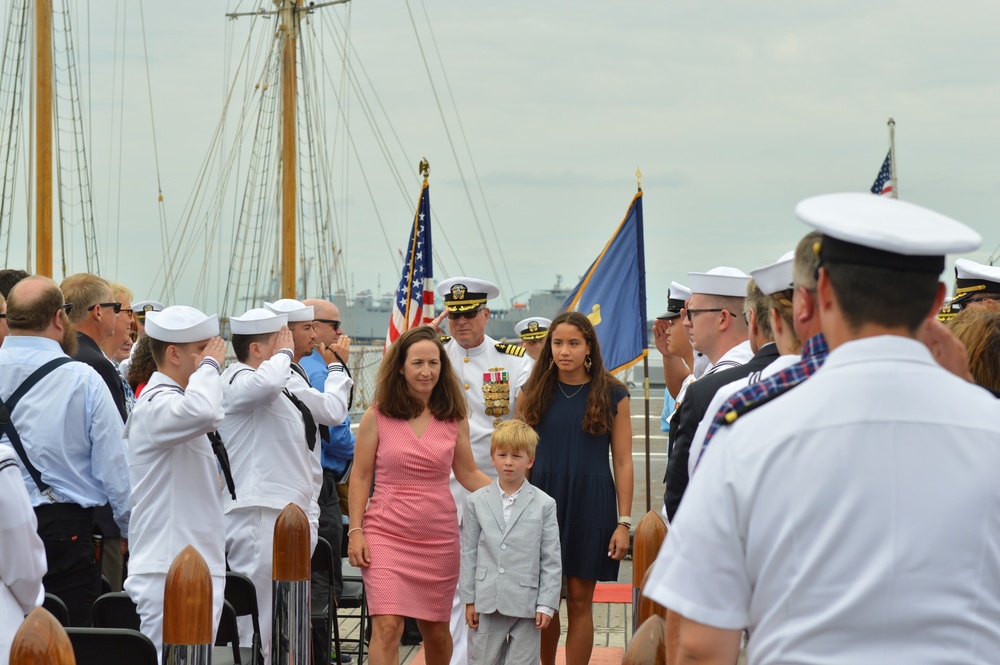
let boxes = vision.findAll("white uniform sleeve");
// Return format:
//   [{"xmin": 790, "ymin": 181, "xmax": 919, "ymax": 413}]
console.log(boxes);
[
  {"xmin": 644, "ymin": 427, "xmax": 751, "ymax": 630},
  {"xmin": 287, "ymin": 367, "xmax": 351, "ymax": 427},
  {"xmin": 0, "ymin": 456, "xmax": 47, "ymax": 614},
  {"xmin": 137, "ymin": 363, "xmax": 225, "ymax": 448},
  {"xmin": 223, "ymin": 353, "xmax": 291, "ymax": 413}
]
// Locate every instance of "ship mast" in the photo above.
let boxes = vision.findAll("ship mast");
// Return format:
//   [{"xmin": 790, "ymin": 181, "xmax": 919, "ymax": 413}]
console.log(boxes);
[
  {"xmin": 35, "ymin": 0, "xmax": 54, "ymax": 277},
  {"xmin": 278, "ymin": 0, "xmax": 299, "ymax": 299}
]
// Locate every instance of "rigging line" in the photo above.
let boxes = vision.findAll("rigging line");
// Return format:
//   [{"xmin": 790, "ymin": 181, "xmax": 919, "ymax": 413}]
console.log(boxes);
[
  {"xmin": 403, "ymin": 0, "xmax": 501, "ymax": 290},
  {"xmin": 137, "ymin": 0, "xmax": 170, "ymax": 281},
  {"xmin": 0, "ymin": 0, "xmax": 30, "ymax": 264},
  {"xmin": 112, "ymin": 0, "xmax": 127, "ymax": 277},
  {"xmin": 101, "ymin": 0, "xmax": 123, "ymax": 273},
  {"xmin": 418, "ymin": 0, "xmax": 514, "ymax": 302}
]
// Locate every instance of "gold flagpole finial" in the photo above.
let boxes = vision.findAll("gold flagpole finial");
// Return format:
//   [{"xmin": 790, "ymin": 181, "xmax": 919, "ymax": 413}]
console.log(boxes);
[
  {"xmin": 419, "ymin": 158, "xmax": 430, "ymax": 183},
  {"xmin": 635, "ymin": 166, "xmax": 643, "ymax": 192}
]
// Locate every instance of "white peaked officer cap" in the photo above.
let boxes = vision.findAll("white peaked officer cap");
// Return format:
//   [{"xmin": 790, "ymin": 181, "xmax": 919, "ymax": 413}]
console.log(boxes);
[
  {"xmin": 750, "ymin": 251, "xmax": 796, "ymax": 296},
  {"xmin": 515, "ymin": 317, "xmax": 551, "ymax": 341},
  {"xmin": 670, "ymin": 281, "xmax": 692, "ymax": 301},
  {"xmin": 145, "ymin": 306, "xmax": 219, "ymax": 343},
  {"xmin": 796, "ymin": 193, "xmax": 981, "ymax": 274},
  {"xmin": 953, "ymin": 258, "xmax": 1000, "ymax": 304},
  {"xmin": 688, "ymin": 267, "xmax": 751, "ymax": 298},
  {"xmin": 437, "ymin": 277, "xmax": 501, "ymax": 312},
  {"xmin": 230, "ymin": 308, "xmax": 288, "ymax": 335},
  {"xmin": 133, "ymin": 300, "xmax": 165, "ymax": 314},
  {"xmin": 264, "ymin": 299, "xmax": 314, "ymax": 322}
]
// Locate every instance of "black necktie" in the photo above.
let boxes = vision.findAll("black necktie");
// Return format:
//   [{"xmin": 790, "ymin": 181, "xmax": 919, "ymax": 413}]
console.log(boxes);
[
  {"xmin": 207, "ymin": 431, "xmax": 237, "ymax": 500},
  {"xmin": 283, "ymin": 388, "xmax": 317, "ymax": 451}
]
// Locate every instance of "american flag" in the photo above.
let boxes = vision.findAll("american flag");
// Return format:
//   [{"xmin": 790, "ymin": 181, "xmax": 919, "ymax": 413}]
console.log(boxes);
[
  {"xmin": 386, "ymin": 181, "xmax": 434, "ymax": 347},
  {"xmin": 870, "ymin": 150, "xmax": 893, "ymax": 196}
]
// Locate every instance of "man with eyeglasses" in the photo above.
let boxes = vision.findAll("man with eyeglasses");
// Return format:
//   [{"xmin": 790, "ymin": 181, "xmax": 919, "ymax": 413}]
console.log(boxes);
[
  {"xmin": 433, "ymin": 276, "xmax": 534, "ymax": 665},
  {"xmin": 61, "ymin": 273, "xmax": 128, "ymax": 423},
  {"xmin": 663, "ymin": 267, "xmax": 754, "ymax": 522},
  {"xmin": 0, "ymin": 275, "xmax": 131, "ymax": 626}
]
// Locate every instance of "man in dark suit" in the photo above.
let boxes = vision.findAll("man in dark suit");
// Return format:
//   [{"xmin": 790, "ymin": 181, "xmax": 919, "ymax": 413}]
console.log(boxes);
[
  {"xmin": 60, "ymin": 273, "xmax": 127, "ymax": 421},
  {"xmin": 664, "ymin": 278, "xmax": 781, "ymax": 521}
]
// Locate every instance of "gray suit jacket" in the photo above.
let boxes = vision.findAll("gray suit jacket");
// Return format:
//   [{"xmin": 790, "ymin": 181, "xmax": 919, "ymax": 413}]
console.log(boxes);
[{"xmin": 460, "ymin": 480, "xmax": 561, "ymax": 618}]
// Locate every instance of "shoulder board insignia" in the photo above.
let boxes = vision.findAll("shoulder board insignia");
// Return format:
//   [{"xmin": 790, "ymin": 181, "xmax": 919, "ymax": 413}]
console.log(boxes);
[
  {"xmin": 495, "ymin": 343, "xmax": 526, "ymax": 357},
  {"xmin": 721, "ymin": 382, "xmax": 799, "ymax": 427},
  {"xmin": 439, "ymin": 335, "xmax": 452, "ymax": 343}
]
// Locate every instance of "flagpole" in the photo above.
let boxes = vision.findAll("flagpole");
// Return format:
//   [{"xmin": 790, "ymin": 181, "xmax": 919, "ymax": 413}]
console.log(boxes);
[
  {"xmin": 888, "ymin": 117, "xmax": 898, "ymax": 200},
  {"xmin": 636, "ymin": 167, "xmax": 651, "ymax": 513}
]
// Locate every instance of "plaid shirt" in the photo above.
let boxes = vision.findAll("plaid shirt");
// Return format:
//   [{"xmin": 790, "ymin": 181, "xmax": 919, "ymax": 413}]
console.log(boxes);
[{"xmin": 696, "ymin": 334, "xmax": 830, "ymax": 468}]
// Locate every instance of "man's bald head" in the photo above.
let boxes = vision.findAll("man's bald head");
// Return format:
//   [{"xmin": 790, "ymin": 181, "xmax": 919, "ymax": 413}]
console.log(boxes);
[
  {"xmin": 303, "ymin": 298, "xmax": 343, "ymax": 346},
  {"xmin": 7, "ymin": 276, "xmax": 65, "ymax": 333}
]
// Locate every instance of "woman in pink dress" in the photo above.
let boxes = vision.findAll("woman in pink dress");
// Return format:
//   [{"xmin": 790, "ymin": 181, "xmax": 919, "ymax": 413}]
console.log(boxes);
[{"xmin": 348, "ymin": 326, "xmax": 491, "ymax": 665}]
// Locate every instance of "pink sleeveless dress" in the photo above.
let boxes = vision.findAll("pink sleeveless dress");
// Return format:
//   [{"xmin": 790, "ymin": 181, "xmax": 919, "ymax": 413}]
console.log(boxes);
[{"xmin": 361, "ymin": 411, "xmax": 460, "ymax": 621}]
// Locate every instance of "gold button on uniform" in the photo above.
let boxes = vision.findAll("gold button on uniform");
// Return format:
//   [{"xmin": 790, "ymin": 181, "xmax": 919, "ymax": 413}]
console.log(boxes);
[
  {"xmin": 464, "ymin": 357, "xmax": 470, "ymax": 363},
  {"xmin": 464, "ymin": 383, "xmax": 469, "ymax": 389}
]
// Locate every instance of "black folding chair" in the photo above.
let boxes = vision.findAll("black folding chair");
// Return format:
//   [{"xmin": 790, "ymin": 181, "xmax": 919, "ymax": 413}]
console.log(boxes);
[
  {"xmin": 66, "ymin": 627, "xmax": 157, "ymax": 665},
  {"xmin": 91, "ymin": 592, "xmax": 141, "ymax": 631},
  {"xmin": 42, "ymin": 593, "xmax": 69, "ymax": 627},
  {"xmin": 213, "ymin": 599, "xmax": 243, "ymax": 665},
  {"xmin": 225, "ymin": 571, "xmax": 263, "ymax": 665}
]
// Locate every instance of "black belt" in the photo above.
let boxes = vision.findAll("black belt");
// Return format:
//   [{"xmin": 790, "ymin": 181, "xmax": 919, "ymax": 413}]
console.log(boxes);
[{"xmin": 34, "ymin": 503, "xmax": 94, "ymax": 520}]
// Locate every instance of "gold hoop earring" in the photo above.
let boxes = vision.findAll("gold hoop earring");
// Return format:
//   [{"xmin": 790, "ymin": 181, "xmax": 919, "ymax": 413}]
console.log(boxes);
[{"xmin": 584, "ymin": 356, "xmax": 592, "ymax": 373}]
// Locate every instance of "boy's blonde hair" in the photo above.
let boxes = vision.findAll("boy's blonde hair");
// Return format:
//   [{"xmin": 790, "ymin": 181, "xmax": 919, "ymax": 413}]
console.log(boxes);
[{"xmin": 490, "ymin": 419, "xmax": 539, "ymax": 457}]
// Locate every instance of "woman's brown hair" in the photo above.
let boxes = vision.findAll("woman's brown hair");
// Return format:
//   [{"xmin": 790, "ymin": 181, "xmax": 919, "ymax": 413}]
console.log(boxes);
[
  {"xmin": 374, "ymin": 326, "xmax": 468, "ymax": 421},
  {"xmin": 947, "ymin": 302, "xmax": 1000, "ymax": 392},
  {"xmin": 127, "ymin": 335, "xmax": 157, "ymax": 392},
  {"xmin": 517, "ymin": 311, "xmax": 626, "ymax": 435}
]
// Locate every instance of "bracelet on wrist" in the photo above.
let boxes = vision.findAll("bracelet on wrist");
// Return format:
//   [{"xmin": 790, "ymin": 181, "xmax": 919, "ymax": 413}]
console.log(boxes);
[
  {"xmin": 617, "ymin": 522, "xmax": 631, "ymax": 529},
  {"xmin": 617, "ymin": 515, "xmax": 632, "ymax": 526},
  {"xmin": 347, "ymin": 527, "xmax": 363, "ymax": 537}
]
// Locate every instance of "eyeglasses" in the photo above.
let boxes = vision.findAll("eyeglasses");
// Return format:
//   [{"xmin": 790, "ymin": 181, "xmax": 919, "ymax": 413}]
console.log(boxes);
[
  {"xmin": 685, "ymin": 308, "xmax": 736, "ymax": 321},
  {"xmin": 87, "ymin": 301, "xmax": 122, "ymax": 314},
  {"xmin": 120, "ymin": 308, "xmax": 134, "ymax": 318},
  {"xmin": 314, "ymin": 319, "xmax": 341, "ymax": 330},
  {"xmin": 59, "ymin": 303, "xmax": 74, "ymax": 315},
  {"xmin": 447, "ymin": 309, "xmax": 482, "ymax": 320}
]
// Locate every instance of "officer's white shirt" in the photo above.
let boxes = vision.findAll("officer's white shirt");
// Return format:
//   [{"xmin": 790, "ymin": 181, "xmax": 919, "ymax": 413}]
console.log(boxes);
[
  {"xmin": 686, "ymin": 353, "xmax": 801, "ymax": 478},
  {"xmin": 443, "ymin": 334, "xmax": 534, "ymax": 506},
  {"xmin": 0, "ymin": 444, "xmax": 46, "ymax": 660},
  {"xmin": 124, "ymin": 362, "xmax": 226, "ymax": 577},
  {"xmin": 646, "ymin": 336, "xmax": 1000, "ymax": 664},
  {"xmin": 219, "ymin": 350, "xmax": 321, "ymax": 525},
  {"xmin": 0, "ymin": 336, "xmax": 130, "ymax": 531}
]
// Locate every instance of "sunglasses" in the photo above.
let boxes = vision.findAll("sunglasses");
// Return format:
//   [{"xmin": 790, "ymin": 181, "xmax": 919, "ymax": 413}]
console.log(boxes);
[
  {"xmin": 314, "ymin": 319, "xmax": 341, "ymax": 330},
  {"xmin": 59, "ymin": 303, "xmax": 74, "ymax": 315},
  {"xmin": 447, "ymin": 309, "xmax": 482, "ymax": 320},
  {"xmin": 87, "ymin": 301, "xmax": 123, "ymax": 314}
]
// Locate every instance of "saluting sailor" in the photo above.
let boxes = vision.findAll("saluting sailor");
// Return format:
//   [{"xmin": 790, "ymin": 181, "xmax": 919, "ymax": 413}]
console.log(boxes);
[
  {"xmin": 940, "ymin": 258, "xmax": 1000, "ymax": 319},
  {"xmin": 514, "ymin": 316, "xmax": 551, "ymax": 361},
  {"xmin": 122, "ymin": 306, "xmax": 228, "ymax": 662},
  {"xmin": 432, "ymin": 276, "xmax": 534, "ymax": 665},
  {"xmin": 220, "ymin": 308, "xmax": 321, "ymax": 663}
]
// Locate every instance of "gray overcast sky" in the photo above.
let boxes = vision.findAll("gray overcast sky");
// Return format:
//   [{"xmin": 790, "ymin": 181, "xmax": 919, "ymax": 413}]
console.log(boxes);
[{"xmin": 5, "ymin": 0, "xmax": 999, "ymax": 318}]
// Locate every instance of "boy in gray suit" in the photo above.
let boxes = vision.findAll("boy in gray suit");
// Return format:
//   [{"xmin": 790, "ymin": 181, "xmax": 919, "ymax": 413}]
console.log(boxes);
[{"xmin": 461, "ymin": 419, "xmax": 561, "ymax": 665}]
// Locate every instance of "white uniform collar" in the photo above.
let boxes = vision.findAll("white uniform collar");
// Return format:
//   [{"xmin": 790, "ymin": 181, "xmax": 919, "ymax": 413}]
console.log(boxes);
[
  {"xmin": 708, "ymin": 339, "xmax": 753, "ymax": 373},
  {"xmin": 823, "ymin": 335, "xmax": 935, "ymax": 372},
  {"xmin": 455, "ymin": 334, "xmax": 497, "ymax": 358}
]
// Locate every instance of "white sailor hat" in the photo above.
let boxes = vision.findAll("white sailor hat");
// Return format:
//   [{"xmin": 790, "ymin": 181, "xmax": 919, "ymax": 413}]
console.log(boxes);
[
  {"xmin": 145, "ymin": 306, "xmax": 219, "ymax": 343},
  {"xmin": 264, "ymin": 299, "xmax": 314, "ymax": 322},
  {"xmin": 952, "ymin": 258, "xmax": 1000, "ymax": 304},
  {"xmin": 688, "ymin": 267, "xmax": 751, "ymax": 298},
  {"xmin": 133, "ymin": 300, "xmax": 165, "ymax": 318},
  {"xmin": 795, "ymin": 193, "xmax": 981, "ymax": 274},
  {"xmin": 230, "ymin": 308, "xmax": 288, "ymax": 335},
  {"xmin": 515, "ymin": 317, "xmax": 551, "ymax": 341},
  {"xmin": 437, "ymin": 277, "xmax": 500, "ymax": 312},
  {"xmin": 750, "ymin": 251, "xmax": 795, "ymax": 295}
]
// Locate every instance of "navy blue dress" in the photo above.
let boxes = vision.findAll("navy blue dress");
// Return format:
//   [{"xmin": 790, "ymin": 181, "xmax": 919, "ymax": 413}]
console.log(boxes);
[{"xmin": 531, "ymin": 381, "xmax": 629, "ymax": 581}]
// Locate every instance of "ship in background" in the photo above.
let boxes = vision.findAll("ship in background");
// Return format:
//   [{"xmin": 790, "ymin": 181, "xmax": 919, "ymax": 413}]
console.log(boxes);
[{"xmin": 333, "ymin": 276, "xmax": 572, "ymax": 344}]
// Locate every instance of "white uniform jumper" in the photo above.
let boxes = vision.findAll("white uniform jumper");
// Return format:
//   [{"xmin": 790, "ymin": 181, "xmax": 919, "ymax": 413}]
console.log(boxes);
[
  {"xmin": 220, "ymin": 348, "xmax": 324, "ymax": 662},
  {"xmin": 443, "ymin": 335, "xmax": 533, "ymax": 665},
  {"xmin": 123, "ymin": 360, "xmax": 226, "ymax": 662}
]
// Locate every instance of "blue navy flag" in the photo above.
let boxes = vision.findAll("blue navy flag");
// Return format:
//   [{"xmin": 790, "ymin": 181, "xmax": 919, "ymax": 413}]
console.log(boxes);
[
  {"xmin": 386, "ymin": 180, "xmax": 434, "ymax": 347},
  {"xmin": 870, "ymin": 150, "xmax": 893, "ymax": 196},
  {"xmin": 560, "ymin": 191, "xmax": 647, "ymax": 373}
]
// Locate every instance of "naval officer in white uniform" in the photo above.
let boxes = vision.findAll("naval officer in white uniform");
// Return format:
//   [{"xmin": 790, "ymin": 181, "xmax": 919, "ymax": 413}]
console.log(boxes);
[
  {"xmin": 433, "ymin": 277, "xmax": 534, "ymax": 665},
  {"xmin": 646, "ymin": 193, "xmax": 1000, "ymax": 665},
  {"xmin": 123, "ymin": 306, "xmax": 228, "ymax": 662},
  {"xmin": 220, "ymin": 308, "xmax": 323, "ymax": 663}
]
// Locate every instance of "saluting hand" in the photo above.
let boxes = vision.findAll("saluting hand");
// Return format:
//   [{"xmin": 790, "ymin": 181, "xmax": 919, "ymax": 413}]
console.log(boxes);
[
  {"xmin": 199, "ymin": 337, "xmax": 227, "ymax": 367},
  {"xmin": 653, "ymin": 320, "xmax": 672, "ymax": 358},
  {"xmin": 319, "ymin": 334, "xmax": 350, "ymax": 365},
  {"xmin": 274, "ymin": 325, "xmax": 293, "ymax": 352},
  {"xmin": 429, "ymin": 310, "xmax": 447, "ymax": 333}
]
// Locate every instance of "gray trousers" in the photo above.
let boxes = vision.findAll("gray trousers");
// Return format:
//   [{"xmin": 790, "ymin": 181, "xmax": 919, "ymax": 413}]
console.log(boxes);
[{"xmin": 468, "ymin": 612, "xmax": 540, "ymax": 665}]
